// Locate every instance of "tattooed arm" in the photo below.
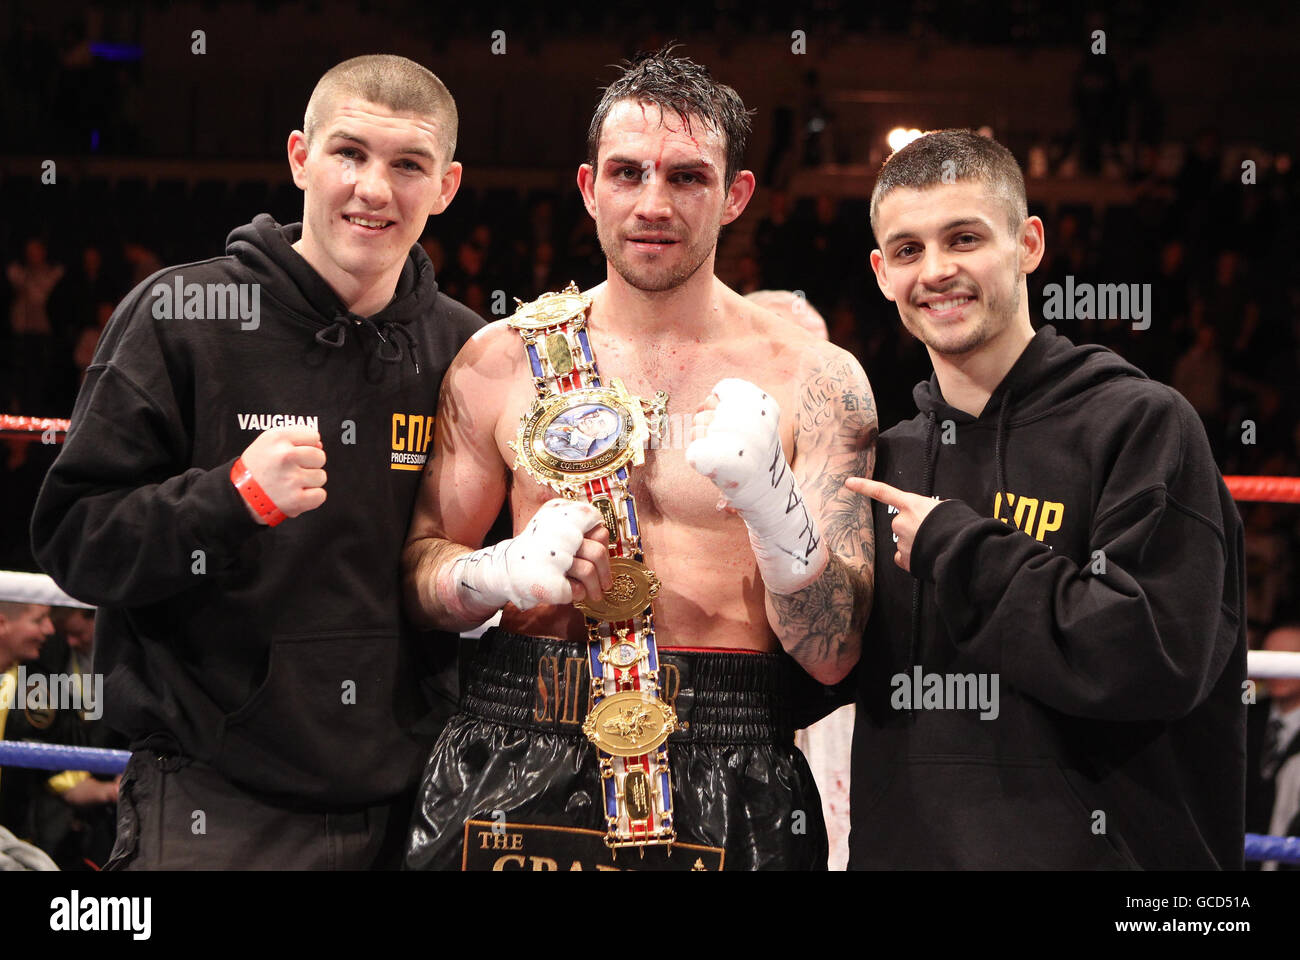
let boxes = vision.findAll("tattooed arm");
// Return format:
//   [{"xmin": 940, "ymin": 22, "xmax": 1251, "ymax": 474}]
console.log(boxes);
[
  {"xmin": 765, "ymin": 347, "xmax": 877, "ymax": 683},
  {"xmin": 402, "ymin": 324, "xmax": 512, "ymax": 631}
]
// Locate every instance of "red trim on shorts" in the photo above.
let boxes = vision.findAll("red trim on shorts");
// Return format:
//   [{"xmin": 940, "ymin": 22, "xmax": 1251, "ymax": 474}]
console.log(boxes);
[{"xmin": 658, "ymin": 645, "xmax": 765, "ymax": 655}]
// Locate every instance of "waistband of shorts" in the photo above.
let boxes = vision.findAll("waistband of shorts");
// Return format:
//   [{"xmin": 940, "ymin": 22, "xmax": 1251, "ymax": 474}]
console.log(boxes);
[{"xmin": 459, "ymin": 628, "xmax": 796, "ymax": 744}]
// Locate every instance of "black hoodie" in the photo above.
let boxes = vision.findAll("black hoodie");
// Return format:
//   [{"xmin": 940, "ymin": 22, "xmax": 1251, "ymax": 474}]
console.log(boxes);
[
  {"xmin": 850, "ymin": 326, "xmax": 1246, "ymax": 869},
  {"xmin": 31, "ymin": 215, "xmax": 483, "ymax": 806}
]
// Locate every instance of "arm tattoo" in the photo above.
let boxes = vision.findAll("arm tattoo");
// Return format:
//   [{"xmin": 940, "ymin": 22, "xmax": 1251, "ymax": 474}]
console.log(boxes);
[{"xmin": 768, "ymin": 351, "xmax": 877, "ymax": 680}]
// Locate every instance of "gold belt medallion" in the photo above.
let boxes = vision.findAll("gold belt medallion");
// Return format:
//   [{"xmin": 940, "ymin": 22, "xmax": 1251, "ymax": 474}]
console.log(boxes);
[{"xmin": 582, "ymin": 690, "xmax": 678, "ymax": 757}]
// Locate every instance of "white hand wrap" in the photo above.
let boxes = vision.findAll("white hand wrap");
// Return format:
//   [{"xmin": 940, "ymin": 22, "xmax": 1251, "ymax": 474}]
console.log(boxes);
[
  {"xmin": 439, "ymin": 498, "xmax": 603, "ymax": 617},
  {"xmin": 686, "ymin": 378, "xmax": 830, "ymax": 593}
]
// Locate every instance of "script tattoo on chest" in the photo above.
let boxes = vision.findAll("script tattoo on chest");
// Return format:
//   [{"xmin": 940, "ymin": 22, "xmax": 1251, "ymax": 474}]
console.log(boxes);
[{"xmin": 800, "ymin": 366, "xmax": 849, "ymax": 430}]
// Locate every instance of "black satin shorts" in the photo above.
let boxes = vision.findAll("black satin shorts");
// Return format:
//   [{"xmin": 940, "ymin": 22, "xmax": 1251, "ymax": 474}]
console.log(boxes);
[{"xmin": 405, "ymin": 629, "xmax": 828, "ymax": 871}]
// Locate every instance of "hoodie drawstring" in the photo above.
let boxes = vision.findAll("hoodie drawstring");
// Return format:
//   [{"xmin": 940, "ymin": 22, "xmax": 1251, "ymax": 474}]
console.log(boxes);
[
  {"xmin": 994, "ymin": 390, "xmax": 1012, "ymax": 510},
  {"xmin": 382, "ymin": 322, "xmax": 420, "ymax": 375},
  {"xmin": 313, "ymin": 314, "xmax": 420, "ymax": 375},
  {"xmin": 904, "ymin": 394, "xmax": 1014, "ymax": 722},
  {"xmin": 905, "ymin": 397, "xmax": 1010, "ymax": 723},
  {"xmin": 315, "ymin": 316, "xmax": 348, "ymax": 349},
  {"xmin": 906, "ymin": 411, "xmax": 940, "ymax": 721}
]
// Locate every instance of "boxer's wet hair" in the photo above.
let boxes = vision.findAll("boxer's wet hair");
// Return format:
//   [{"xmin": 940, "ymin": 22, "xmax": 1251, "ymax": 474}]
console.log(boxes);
[
  {"xmin": 303, "ymin": 54, "xmax": 458, "ymax": 162},
  {"xmin": 870, "ymin": 129, "xmax": 1027, "ymax": 240},
  {"xmin": 587, "ymin": 45, "xmax": 754, "ymax": 187}
]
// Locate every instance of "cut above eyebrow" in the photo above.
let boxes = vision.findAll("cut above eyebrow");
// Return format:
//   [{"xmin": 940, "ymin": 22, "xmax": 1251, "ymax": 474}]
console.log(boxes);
[
  {"xmin": 326, "ymin": 131, "xmax": 438, "ymax": 162},
  {"xmin": 883, "ymin": 217, "xmax": 990, "ymax": 249},
  {"xmin": 603, "ymin": 155, "xmax": 711, "ymax": 175}
]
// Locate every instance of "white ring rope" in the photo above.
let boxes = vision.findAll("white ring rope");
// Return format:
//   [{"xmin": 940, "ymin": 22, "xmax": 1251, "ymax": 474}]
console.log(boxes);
[
  {"xmin": 1243, "ymin": 650, "xmax": 1300, "ymax": 679},
  {"xmin": 0, "ymin": 570, "xmax": 94, "ymax": 609}
]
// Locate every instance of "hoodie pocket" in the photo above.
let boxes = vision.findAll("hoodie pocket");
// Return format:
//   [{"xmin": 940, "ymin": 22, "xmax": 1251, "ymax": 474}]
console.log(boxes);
[
  {"xmin": 214, "ymin": 629, "xmax": 416, "ymax": 804},
  {"xmin": 858, "ymin": 756, "xmax": 1137, "ymax": 869}
]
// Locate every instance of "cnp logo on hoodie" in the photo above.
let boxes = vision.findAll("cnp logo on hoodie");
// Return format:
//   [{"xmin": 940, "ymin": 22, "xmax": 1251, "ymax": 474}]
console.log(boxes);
[
  {"xmin": 391, "ymin": 413, "xmax": 433, "ymax": 470},
  {"xmin": 994, "ymin": 490, "xmax": 1065, "ymax": 543}
]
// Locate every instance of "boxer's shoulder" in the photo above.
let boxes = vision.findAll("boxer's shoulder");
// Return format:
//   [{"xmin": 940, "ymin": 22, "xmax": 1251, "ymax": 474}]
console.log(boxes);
[
  {"xmin": 437, "ymin": 321, "xmax": 527, "ymax": 440},
  {"xmin": 450, "ymin": 319, "xmax": 525, "ymax": 377},
  {"xmin": 789, "ymin": 338, "xmax": 870, "ymax": 399}
]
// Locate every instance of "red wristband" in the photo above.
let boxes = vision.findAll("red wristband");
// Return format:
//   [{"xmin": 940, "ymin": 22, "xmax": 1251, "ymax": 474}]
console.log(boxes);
[{"xmin": 231, "ymin": 457, "xmax": 287, "ymax": 527}]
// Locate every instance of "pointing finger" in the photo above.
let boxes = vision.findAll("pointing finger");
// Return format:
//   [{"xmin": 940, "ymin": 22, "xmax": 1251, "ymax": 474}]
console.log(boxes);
[{"xmin": 844, "ymin": 477, "xmax": 912, "ymax": 508}]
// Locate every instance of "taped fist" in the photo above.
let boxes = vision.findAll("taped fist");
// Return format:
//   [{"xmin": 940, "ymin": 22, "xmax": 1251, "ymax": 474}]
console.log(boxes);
[
  {"xmin": 452, "ymin": 498, "xmax": 611, "ymax": 614},
  {"xmin": 686, "ymin": 378, "xmax": 781, "ymax": 512},
  {"xmin": 238, "ymin": 427, "xmax": 327, "ymax": 523}
]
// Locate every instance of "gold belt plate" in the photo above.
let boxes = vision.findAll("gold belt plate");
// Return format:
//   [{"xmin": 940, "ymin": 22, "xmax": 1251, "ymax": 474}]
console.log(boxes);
[
  {"xmin": 510, "ymin": 382, "xmax": 649, "ymax": 493},
  {"xmin": 574, "ymin": 557, "xmax": 660, "ymax": 621},
  {"xmin": 507, "ymin": 282, "xmax": 591, "ymax": 332},
  {"xmin": 583, "ymin": 690, "xmax": 678, "ymax": 757}
]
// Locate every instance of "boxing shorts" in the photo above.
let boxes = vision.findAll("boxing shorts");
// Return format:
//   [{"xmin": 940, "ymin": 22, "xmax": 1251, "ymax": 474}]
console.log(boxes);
[{"xmin": 405, "ymin": 628, "xmax": 828, "ymax": 871}]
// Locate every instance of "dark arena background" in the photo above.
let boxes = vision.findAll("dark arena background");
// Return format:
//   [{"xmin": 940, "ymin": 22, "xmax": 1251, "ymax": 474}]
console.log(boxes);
[{"xmin": 2, "ymin": 0, "xmax": 1299, "ymax": 932}]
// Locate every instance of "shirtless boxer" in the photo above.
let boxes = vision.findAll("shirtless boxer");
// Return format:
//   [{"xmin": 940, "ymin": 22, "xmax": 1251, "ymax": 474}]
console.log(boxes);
[{"xmin": 402, "ymin": 48, "xmax": 876, "ymax": 870}]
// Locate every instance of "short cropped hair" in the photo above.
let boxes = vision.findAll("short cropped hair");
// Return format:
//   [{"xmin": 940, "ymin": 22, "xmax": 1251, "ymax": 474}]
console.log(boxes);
[
  {"xmin": 303, "ymin": 54, "xmax": 458, "ymax": 162},
  {"xmin": 49, "ymin": 606, "xmax": 92, "ymax": 632},
  {"xmin": 870, "ymin": 129, "xmax": 1028, "ymax": 239},
  {"xmin": 586, "ymin": 45, "xmax": 754, "ymax": 187},
  {"xmin": 0, "ymin": 601, "xmax": 35, "ymax": 621}
]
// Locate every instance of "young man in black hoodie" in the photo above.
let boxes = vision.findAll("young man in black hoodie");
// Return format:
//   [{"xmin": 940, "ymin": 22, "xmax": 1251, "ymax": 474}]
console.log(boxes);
[
  {"xmin": 30, "ymin": 55, "xmax": 483, "ymax": 869},
  {"xmin": 845, "ymin": 129, "xmax": 1246, "ymax": 869}
]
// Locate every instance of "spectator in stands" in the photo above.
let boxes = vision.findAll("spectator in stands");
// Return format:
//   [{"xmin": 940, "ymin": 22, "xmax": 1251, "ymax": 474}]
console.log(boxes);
[
  {"xmin": 0, "ymin": 602, "xmax": 119, "ymax": 870},
  {"xmin": 120, "ymin": 240, "xmax": 162, "ymax": 287},
  {"xmin": 1247, "ymin": 624, "xmax": 1300, "ymax": 869},
  {"xmin": 6, "ymin": 238, "xmax": 65, "ymax": 413},
  {"xmin": 1172, "ymin": 322, "xmax": 1225, "ymax": 455},
  {"xmin": 8, "ymin": 605, "xmax": 121, "ymax": 869},
  {"xmin": 745, "ymin": 288, "xmax": 828, "ymax": 340},
  {"xmin": 754, "ymin": 188, "xmax": 797, "ymax": 290},
  {"xmin": 528, "ymin": 240, "xmax": 562, "ymax": 298},
  {"xmin": 72, "ymin": 302, "xmax": 114, "ymax": 386},
  {"xmin": 419, "ymin": 236, "xmax": 446, "ymax": 275},
  {"xmin": 0, "ymin": 439, "xmax": 59, "ymax": 571},
  {"xmin": 0, "ymin": 602, "xmax": 55, "ymax": 805},
  {"xmin": 734, "ymin": 254, "xmax": 762, "ymax": 296}
]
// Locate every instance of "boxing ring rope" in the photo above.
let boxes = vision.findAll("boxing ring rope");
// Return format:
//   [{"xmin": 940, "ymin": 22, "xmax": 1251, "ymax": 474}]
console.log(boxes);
[
  {"xmin": 0, "ymin": 741, "xmax": 128, "ymax": 776},
  {"xmin": 0, "ymin": 415, "xmax": 70, "ymax": 443},
  {"xmin": 1224, "ymin": 475, "xmax": 1300, "ymax": 504},
  {"xmin": 0, "ymin": 570, "xmax": 93, "ymax": 609},
  {"xmin": 1244, "ymin": 833, "xmax": 1300, "ymax": 863},
  {"xmin": 4, "ymin": 411, "xmax": 1300, "ymax": 863}
]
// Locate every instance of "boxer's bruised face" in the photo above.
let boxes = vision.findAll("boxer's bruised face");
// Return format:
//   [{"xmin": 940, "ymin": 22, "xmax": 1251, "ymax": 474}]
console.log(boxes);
[
  {"xmin": 578, "ymin": 100, "xmax": 754, "ymax": 293},
  {"xmin": 870, "ymin": 179, "xmax": 1042, "ymax": 359},
  {"xmin": 289, "ymin": 97, "xmax": 460, "ymax": 290}
]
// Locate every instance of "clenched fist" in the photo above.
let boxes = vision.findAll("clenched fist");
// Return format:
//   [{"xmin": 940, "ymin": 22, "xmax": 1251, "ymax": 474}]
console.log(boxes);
[
  {"xmin": 447, "ymin": 499, "xmax": 612, "ymax": 617},
  {"xmin": 686, "ymin": 378, "xmax": 779, "ymax": 511},
  {"xmin": 238, "ymin": 426, "xmax": 327, "ymax": 523}
]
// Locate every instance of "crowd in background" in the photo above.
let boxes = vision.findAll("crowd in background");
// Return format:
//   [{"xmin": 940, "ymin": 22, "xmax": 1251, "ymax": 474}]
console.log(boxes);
[
  {"xmin": 5, "ymin": 131, "xmax": 1299, "ymax": 637},
  {"xmin": 2, "ymin": 0, "xmax": 1299, "ymax": 869}
]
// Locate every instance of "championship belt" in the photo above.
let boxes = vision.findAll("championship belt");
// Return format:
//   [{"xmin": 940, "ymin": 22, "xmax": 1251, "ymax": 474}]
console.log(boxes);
[{"xmin": 506, "ymin": 282, "xmax": 676, "ymax": 851}]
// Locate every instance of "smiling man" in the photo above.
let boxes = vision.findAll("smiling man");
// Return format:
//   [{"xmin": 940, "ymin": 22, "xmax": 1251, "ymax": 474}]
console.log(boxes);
[
  {"xmin": 402, "ymin": 48, "xmax": 876, "ymax": 871},
  {"xmin": 31, "ymin": 55, "xmax": 483, "ymax": 869},
  {"xmin": 1, "ymin": 603, "xmax": 55, "ymax": 802},
  {"xmin": 845, "ymin": 129, "xmax": 1246, "ymax": 869}
]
